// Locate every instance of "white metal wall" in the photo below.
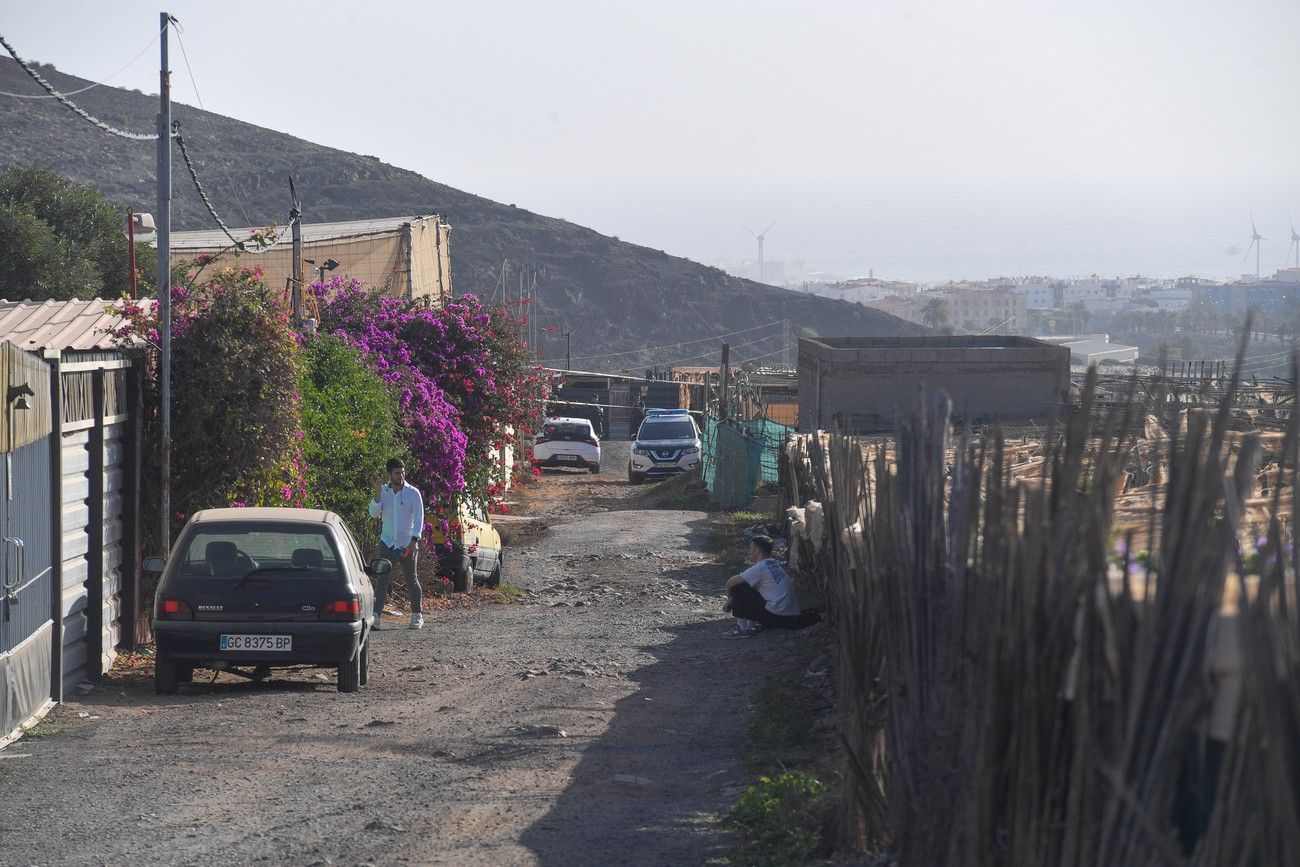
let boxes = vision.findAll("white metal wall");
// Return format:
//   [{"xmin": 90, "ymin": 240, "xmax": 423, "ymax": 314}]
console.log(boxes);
[{"xmin": 58, "ymin": 420, "xmax": 126, "ymax": 690}]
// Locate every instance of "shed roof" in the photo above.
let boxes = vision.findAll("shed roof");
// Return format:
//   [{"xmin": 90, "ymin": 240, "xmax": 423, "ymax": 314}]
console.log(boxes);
[
  {"xmin": 168, "ymin": 215, "xmax": 446, "ymax": 253},
  {"xmin": 0, "ymin": 298, "xmax": 151, "ymax": 353}
]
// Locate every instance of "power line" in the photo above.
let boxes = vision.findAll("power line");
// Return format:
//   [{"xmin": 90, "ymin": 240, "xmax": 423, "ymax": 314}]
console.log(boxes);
[
  {"xmin": 0, "ymin": 32, "xmax": 161, "ymax": 140},
  {"xmin": 0, "ymin": 22, "xmax": 164, "ymax": 99}
]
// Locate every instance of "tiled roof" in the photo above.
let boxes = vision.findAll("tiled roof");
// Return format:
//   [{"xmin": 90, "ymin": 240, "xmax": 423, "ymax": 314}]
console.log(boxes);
[{"xmin": 0, "ymin": 298, "xmax": 152, "ymax": 352}]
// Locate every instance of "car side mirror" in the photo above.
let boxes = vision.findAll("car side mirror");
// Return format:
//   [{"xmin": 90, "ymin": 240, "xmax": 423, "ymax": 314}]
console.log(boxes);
[
  {"xmin": 370, "ymin": 558, "xmax": 393, "ymax": 576},
  {"xmin": 143, "ymin": 556, "xmax": 167, "ymax": 574}
]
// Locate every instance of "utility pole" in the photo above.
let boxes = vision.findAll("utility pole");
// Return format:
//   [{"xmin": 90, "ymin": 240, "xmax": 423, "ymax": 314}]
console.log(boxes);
[
  {"xmin": 289, "ymin": 176, "xmax": 302, "ymax": 322},
  {"xmin": 564, "ymin": 331, "xmax": 572, "ymax": 371},
  {"xmin": 720, "ymin": 341, "xmax": 731, "ymax": 421},
  {"xmin": 156, "ymin": 11, "xmax": 173, "ymax": 552}
]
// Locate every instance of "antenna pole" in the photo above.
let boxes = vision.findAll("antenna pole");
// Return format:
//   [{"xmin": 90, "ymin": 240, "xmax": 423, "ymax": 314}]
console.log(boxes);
[{"xmin": 156, "ymin": 11, "xmax": 173, "ymax": 553}]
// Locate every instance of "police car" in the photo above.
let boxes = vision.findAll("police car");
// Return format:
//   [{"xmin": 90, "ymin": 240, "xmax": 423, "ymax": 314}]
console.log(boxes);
[{"xmin": 628, "ymin": 409, "xmax": 702, "ymax": 484}]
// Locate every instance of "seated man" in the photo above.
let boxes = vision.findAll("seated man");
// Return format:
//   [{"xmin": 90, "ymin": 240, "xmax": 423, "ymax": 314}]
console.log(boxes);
[{"xmin": 723, "ymin": 535, "xmax": 821, "ymax": 635}]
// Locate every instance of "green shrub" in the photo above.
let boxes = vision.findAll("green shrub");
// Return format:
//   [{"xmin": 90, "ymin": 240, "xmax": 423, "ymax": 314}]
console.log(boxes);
[
  {"xmin": 299, "ymin": 334, "xmax": 409, "ymax": 547},
  {"xmin": 730, "ymin": 771, "xmax": 830, "ymax": 866}
]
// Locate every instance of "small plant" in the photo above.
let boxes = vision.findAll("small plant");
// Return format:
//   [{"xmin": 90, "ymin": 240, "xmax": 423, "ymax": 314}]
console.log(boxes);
[{"xmin": 730, "ymin": 771, "xmax": 830, "ymax": 866}]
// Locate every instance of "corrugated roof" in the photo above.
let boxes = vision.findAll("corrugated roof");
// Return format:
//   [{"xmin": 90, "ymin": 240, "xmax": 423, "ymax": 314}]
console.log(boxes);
[
  {"xmin": 167, "ymin": 215, "xmax": 446, "ymax": 253},
  {"xmin": 0, "ymin": 298, "xmax": 153, "ymax": 352}
]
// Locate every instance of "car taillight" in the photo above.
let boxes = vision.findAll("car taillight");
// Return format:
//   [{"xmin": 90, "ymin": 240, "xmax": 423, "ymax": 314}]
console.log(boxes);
[
  {"xmin": 534, "ymin": 435, "xmax": 548, "ymax": 445},
  {"xmin": 156, "ymin": 598, "xmax": 193, "ymax": 620},
  {"xmin": 586, "ymin": 436, "xmax": 599, "ymax": 446},
  {"xmin": 329, "ymin": 599, "xmax": 360, "ymax": 614}
]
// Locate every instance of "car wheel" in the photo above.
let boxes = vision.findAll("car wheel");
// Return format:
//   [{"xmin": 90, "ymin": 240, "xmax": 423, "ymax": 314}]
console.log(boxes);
[
  {"xmin": 453, "ymin": 560, "xmax": 474, "ymax": 593},
  {"xmin": 485, "ymin": 554, "xmax": 503, "ymax": 589},
  {"xmin": 154, "ymin": 658, "xmax": 179, "ymax": 695},
  {"xmin": 590, "ymin": 464, "xmax": 601, "ymax": 475},
  {"xmin": 628, "ymin": 470, "xmax": 645, "ymax": 485},
  {"xmin": 338, "ymin": 649, "xmax": 361, "ymax": 693},
  {"xmin": 358, "ymin": 641, "xmax": 370, "ymax": 686}
]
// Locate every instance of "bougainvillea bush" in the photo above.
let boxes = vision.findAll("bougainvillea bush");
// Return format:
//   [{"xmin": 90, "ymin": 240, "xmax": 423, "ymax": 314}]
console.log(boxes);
[
  {"xmin": 111, "ymin": 266, "xmax": 305, "ymax": 543},
  {"xmin": 299, "ymin": 334, "xmax": 410, "ymax": 548},
  {"xmin": 314, "ymin": 278, "xmax": 554, "ymax": 531}
]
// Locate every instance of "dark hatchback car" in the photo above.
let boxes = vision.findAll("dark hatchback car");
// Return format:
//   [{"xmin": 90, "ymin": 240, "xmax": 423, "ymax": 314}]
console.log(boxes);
[{"xmin": 146, "ymin": 507, "xmax": 389, "ymax": 695}]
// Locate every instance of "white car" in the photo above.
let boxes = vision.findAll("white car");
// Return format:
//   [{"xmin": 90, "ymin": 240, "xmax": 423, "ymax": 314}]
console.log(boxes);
[
  {"xmin": 533, "ymin": 417, "xmax": 601, "ymax": 474},
  {"xmin": 628, "ymin": 409, "xmax": 701, "ymax": 484}
]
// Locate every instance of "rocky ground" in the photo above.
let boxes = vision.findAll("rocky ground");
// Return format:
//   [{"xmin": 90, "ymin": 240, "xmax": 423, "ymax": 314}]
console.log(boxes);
[{"xmin": 0, "ymin": 442, "xmax": 808, "ymax": 866}]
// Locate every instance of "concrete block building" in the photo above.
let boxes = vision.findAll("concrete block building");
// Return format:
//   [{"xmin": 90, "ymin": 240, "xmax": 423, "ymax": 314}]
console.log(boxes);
[{"xmin": 798, "ymin": 335, "xmax": 1070, "ymax": 432}]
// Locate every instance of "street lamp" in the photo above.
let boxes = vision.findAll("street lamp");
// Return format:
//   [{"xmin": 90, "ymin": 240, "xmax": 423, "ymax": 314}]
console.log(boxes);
[{"xmin": 305, "ymin": 257, "xmax": 340, "ymax": 285}]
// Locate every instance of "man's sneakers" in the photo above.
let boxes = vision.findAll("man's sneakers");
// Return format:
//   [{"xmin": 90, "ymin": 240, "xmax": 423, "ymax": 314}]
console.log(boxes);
[
  {"xmin": 370, "ymin": 614, "xmax": 383, "ymax": 631},
  {"xmin": 409, "ymin": 612, "xmax": 424, "ymax": 630}
]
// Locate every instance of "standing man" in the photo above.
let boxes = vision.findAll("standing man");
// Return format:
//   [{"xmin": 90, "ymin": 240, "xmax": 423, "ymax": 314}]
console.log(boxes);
[
  {"xmin": 723, "ymin": 535, "xmax": 820, "ymax": 635},
  {"xmin": 368, "ymin": 457, "xmax": 425, "ymax": 630},
  {"xmin": 590, "ymin": 393, "xmax": 606, "ymax": 439}
]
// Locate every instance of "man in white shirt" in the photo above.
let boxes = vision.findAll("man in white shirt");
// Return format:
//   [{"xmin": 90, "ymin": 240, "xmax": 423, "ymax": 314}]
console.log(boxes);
[
  {"xmin": 368, "ymin": 458, "xmax": 425, "ymax": 630},
  {"xmin": 723, "ymin": 535, "xmax": 820, "ymax": 635}
]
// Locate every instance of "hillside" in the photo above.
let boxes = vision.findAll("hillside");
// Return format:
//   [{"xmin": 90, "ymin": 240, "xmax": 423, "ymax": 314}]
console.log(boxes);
[{"xmin": 0, "ymin": 57, "xmax": 923, "ymax": 370}]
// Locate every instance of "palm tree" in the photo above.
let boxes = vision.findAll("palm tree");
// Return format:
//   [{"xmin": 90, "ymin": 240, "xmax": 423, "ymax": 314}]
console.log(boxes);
[{"xmin": 921, "ymin": 298, "xmax": 951, "ymax": 330}]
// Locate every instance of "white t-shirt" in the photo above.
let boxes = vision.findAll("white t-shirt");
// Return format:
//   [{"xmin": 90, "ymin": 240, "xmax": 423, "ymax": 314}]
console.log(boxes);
[{"xmin": 741, "ymin": 558, "xmax": 800, "ymax": 616}]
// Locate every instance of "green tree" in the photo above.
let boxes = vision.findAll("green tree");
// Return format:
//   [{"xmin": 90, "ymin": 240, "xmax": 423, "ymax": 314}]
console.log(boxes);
[
  {"xmin": 299, "ymin": 334, "xmax": 410, "ymax": 546},
  {"xmin": 921, "ymin": 297, "xmax": 950, "ymax": 330},
  {"xmin": 0, "ymin": 167, "xmax": 155, "ymax": 300}
]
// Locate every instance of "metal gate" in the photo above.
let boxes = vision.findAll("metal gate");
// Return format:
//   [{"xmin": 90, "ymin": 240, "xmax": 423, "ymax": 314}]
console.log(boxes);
[{"xmin": 0, "ymin": 343, "xmax": 54, "ymax": 743}]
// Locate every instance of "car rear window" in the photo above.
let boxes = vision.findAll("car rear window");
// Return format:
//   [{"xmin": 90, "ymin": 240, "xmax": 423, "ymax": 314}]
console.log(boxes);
[
  {"xmin": 639, "ymin": 420, "xmax": 696, "ymax": 440},
  {"xmin": 543, "ymin": 422, "xmax": 591, "ymax": 437},
  {"xmin": 174, "ymin": 523, "xmax": 342, "ymax": 579}
]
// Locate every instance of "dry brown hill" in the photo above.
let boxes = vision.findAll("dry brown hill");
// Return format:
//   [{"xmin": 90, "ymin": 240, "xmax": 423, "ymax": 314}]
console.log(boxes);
[{"xmin": 0, "ymin": 57, "xmax": 923, "ymax": 370}]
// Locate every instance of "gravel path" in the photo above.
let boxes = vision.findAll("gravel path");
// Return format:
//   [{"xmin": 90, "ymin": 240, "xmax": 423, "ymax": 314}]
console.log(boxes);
[{"xmin": 0, "ymin": 443, "xmax": 797, "ymax": 866}]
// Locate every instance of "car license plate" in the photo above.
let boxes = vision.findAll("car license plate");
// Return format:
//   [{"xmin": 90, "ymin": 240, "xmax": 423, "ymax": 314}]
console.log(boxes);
[
  {"xmin": 220, "ymin": 634, "xmax": 292, "ymax": 651},
  {"xmin": 558, "ymin": 454, "xmax": 579, "ymax": 461}
]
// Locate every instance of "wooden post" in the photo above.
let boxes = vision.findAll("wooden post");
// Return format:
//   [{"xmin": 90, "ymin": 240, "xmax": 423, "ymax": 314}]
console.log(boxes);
[{"xmin": 720, "ymin": 342, "xmax": 731, "ymax": 421}]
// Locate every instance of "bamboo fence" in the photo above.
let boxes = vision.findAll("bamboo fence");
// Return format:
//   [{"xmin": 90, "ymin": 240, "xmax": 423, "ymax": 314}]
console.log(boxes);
[{"xmin": 780, "ymin": 357, "xmax": 1299, "ymax": 866}]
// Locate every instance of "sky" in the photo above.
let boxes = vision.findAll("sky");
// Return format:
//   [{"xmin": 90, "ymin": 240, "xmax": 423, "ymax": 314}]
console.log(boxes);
[{"xmin": 3, "ymin": 0, "xmax": 1299, "ymax": 282}]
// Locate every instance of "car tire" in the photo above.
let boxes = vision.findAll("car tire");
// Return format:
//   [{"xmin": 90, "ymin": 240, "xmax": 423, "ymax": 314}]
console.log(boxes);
[
  {"xmin": 628, "ymin": 470, "xmax": 645, "ymax": 485},
  {"xmin": 453, "ymin": 560, "xmax": 474, "ymax": 593},
  {"xmin": 590, "ymin": 464, "xmax": 600, "ymax": 475},
  {"xmin": 338, "ymin": 649, "xmax": 361, "ymax": 693},
  {"xmin": 358, "ymin": 641, "xmax": 370, "ymax": 686},
  {"xmin": 155, "ymin": 658, "xmax": 179, "ymax": 695},
  {"xmin": 485, "ymin": 554, "xmax": 503, "ymax": 589}
]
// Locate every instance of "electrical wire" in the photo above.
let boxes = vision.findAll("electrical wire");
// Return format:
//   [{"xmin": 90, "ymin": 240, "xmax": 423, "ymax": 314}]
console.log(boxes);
[
  {"xmin": 0, "ymin": 32, "xmax": 160, "ymax": 140},
  {"xmin": 0, "ymin": 22, "xmax": 164, "ymax": 99}
]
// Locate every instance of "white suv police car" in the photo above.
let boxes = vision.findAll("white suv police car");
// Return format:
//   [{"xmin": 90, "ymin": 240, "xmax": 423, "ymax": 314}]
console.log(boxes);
[{"xmin": 628, "ymin": 409, "xmax": 701, "ymax": 484}]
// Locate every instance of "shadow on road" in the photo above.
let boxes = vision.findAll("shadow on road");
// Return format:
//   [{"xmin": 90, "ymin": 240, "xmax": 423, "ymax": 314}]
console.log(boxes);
[{"xmin": 519, "ymin": 618, "xmax": 760, "ymax": 865}]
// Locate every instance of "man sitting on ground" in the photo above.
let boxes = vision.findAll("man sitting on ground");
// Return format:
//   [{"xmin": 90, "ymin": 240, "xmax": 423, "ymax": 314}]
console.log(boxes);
[{"xmin": 723, "ymin": 535, "xmax": 820, "ymax": 635}]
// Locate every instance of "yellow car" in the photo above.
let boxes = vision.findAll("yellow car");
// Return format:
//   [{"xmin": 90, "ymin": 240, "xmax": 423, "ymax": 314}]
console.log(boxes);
[{"xmin": 431, "ymin": 500, "xmax": 503, "ymax": 592}]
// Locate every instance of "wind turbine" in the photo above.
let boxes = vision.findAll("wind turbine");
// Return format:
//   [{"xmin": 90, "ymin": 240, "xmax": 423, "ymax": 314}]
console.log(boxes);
[
  {"xmin": 1243, "ymin": 213, "xmax": 1264, "ymax": 279},
  {"xmin": 743, "ymin": 222, "xmax": 776, "ymax": 283},
  {"xmin": 1286, "ymin": 217, "xmax": 1300, "ymax": 269}
]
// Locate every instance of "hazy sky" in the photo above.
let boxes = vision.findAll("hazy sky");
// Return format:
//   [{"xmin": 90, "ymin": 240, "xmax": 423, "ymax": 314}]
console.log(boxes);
[{"xmin": 3, "ymin": 1, "xmax": 1299, "ymax": 280}]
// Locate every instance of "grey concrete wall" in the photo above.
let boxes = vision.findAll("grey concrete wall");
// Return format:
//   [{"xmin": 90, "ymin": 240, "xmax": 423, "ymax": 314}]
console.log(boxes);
[{"xmin": 798, "ymin": 336, "xmax": 1069, "ymax": 432}]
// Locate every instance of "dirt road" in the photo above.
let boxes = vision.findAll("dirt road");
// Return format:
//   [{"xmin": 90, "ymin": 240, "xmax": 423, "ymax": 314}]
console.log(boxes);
[{"xmin": 0, "ymin": 442, "xmax": 798, "ymax": 866}]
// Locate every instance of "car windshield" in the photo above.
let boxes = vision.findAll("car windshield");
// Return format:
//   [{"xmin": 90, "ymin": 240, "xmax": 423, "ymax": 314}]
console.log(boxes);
[
  {"xmin": 639, "ymin": 420, "xmax": 696, "ymax": 440},
  {"xmin": 174, "ymin": 523, "xmax": 342, "ymax": 579}
]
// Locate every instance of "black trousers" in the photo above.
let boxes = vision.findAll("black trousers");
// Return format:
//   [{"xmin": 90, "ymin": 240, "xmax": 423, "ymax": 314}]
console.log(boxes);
[{"xmin": 728, "ymin": 582, "xmax": 819, "ymax": 630}]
